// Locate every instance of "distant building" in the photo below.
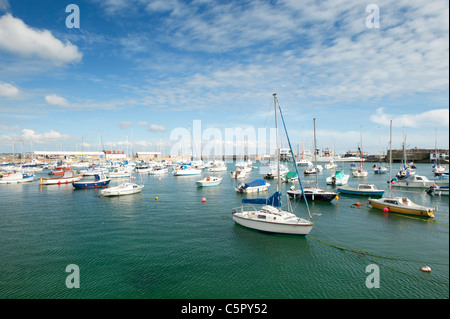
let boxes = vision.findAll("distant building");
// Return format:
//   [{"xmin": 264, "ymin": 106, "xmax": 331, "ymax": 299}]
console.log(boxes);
[
  {"xmin": 104, "ymin": 150, "xmax": 126, "ymax": 160},
  {"xmin": 135, "ymin": 152, "xmax": 162, "ymax": 161},
  {"xmin": 34, "ymin": 151, "xmax": 104, "ymax": 160},
  {"xmin": 391, "ymin": 148, "xmax": 449, "ymax": 163}
]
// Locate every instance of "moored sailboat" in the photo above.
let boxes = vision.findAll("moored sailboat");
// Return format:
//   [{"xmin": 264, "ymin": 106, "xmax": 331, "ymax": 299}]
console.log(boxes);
[{"xmin": 232, "ymin": 94, "xmax": 318, "ymax": 235}]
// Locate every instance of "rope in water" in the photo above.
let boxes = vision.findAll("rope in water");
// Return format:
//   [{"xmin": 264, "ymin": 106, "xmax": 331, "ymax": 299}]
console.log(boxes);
[{"xmin": 309, "ymin": 226, "xmax": 449, "ymax": 285}]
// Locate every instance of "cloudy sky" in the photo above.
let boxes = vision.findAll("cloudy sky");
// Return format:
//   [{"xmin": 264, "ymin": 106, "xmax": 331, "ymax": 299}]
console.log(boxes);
[{"xmin": 0, "ymin": 0, "xmax": 448, "ymax": 156}]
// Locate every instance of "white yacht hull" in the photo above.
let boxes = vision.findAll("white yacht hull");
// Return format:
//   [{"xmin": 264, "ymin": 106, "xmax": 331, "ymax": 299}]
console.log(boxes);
[{"xmin": 232, "ymin": 214, "xmax": 313, "ymax": 235}]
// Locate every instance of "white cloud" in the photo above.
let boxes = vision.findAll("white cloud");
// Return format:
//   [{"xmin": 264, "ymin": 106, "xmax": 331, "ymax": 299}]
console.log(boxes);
[
  {"xmin": 370, "ymin": 107, "xmax": 449, "ymax": 128},
  {"xmin": 0, "ymin": 81, "xmax": 20, "ymax": 97},
  {"xmin": 120, "ymin": 121, "xmax": 133, "ymax": 129},
  {"xmin": 21, "ymin": 128, "xmax": 74, "ymax": 144},
  {"xmin": 148, "ymin": 124, "xmax": 166, "ymax": 132},
  {"xmin": 45, "ymin": 94, "xmax": 70, "ymax": 107},
  {"xmin": 0, "ymin": 14, "xmax": 82, "ymax": 65},
  {"xmin": 0, "ymin": 124, "xmax": 20, "ymax": 131}
]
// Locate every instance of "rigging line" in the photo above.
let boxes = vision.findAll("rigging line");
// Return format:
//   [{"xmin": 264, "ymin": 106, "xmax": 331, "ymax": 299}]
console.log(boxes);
[{"xmin": 276, "ymin": 97, "xmax": 312, "ymax": 219}]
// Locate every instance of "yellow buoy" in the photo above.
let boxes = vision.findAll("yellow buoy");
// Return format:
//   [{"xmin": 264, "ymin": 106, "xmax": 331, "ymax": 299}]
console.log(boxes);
[
  {"xmin": 155, "ymin": 197, "xmax": 158, "ymax": 201},
  {"xmin": 335, "ymin": 196, "xmax": 339, "ymax": 201}
]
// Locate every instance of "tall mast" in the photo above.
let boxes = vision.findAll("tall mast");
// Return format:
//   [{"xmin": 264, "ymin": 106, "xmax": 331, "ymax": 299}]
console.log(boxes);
[
  {"xmin": 313, "ymin": 118, "xmax": 318, "ymax": 188},
  {"xmin": 273, "ymin": 93, "xmax": 280, "ymax": 195},
  {"xmin": 360, "ymin": 125, "xmax": 364, "ymax": 168},
  {"xmin": 389, "ymin": 120, "xmax": 392, "ymax": 195}
]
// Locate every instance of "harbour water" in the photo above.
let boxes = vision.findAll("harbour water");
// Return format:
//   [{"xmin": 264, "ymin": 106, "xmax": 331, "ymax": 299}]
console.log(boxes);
[{"xmin": 0, "ymin": 162, "xmax": 448, "ymax": 299}]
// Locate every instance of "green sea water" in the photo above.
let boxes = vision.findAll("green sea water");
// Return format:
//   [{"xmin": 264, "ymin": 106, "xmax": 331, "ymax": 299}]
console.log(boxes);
[{"xmin": 0, "ymin": 162, "xmax": 448, "ymax": 299}]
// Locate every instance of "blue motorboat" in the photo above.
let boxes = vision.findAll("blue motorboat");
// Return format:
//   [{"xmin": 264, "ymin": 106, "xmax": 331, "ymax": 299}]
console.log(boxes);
[
  {"xmin": 337, "ymin": 184, "xmax": 385, "ymax": 196},
  {"xmin": 72, "ymin": 173, "xmax": 111, "ymax": 189}
]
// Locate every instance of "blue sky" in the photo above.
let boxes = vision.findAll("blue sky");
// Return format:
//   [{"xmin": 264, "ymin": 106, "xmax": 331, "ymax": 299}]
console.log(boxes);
[{"xmin": 0, "ymin": 0, "xmax": 448, "ymax": 156}]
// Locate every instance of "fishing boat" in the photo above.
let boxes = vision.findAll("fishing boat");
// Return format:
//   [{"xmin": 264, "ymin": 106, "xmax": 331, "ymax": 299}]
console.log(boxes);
[
  {"xmin": 0, "ymin": 171, "xmax": 34, "ymax": 184},
  {"xmin": 72, "ymin": 172, "xmax": 111, "ymax": 189},
  {"xmin": 391, "ymin": 175, "xmax": 440, "ymax": 188},
  {"xmin": 426, "ymin": 185, "xmax": 449, "ymax": 197},
  {"xmin": 235, "ymin": 179, "xmax": 270, "ymax": 193},
  {"xmin": 368, "ymin": 120, "xmax": 436, "ymax": 218},
  {"xmin": 287, "ymin": 185, "xmax": 337, "ymax": 201},
  {"xmin": 326, "ymin": 170, "xmax": 349, "ymax": 186},
  {"xmin": 172, "ymin": 165, "xmax": 202, "ymax": 176},
  {"xmin": 196, "ymin": 176, "xmax": 222, "ymax": 187},
  {"xmin": 232, "ymin": 94, "xmax": 318, "ymax": 236},
  {"xmin": 100, "ymin": 182, "xmax": 143, "ymax": 196},
  {"xmin": 230, "ymin": 169, "xmax": 247, "ymax": 179},
  {"xmin": 337, "ymin": 184, "xmax": 384, "ymax": 196},
  {"xmin": 39, "ymin": 170, "xmax": 82, "ymax": 185}
]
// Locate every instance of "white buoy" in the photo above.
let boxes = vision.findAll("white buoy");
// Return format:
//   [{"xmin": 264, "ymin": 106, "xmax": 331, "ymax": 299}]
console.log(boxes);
[{"xmin": 420, "ymin": 266, "xmax": 431, "ymax": 272}]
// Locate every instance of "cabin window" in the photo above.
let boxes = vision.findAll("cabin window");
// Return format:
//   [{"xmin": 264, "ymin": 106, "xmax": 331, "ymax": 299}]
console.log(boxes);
[{"xmin": 257, "ymin": 215, "xmax": 266, "ymax": 219}]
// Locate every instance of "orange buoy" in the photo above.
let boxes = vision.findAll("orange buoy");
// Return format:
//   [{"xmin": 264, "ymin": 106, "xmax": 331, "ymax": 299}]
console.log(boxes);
[
  {"xmin": 356, "ymin": 202, "xmax": 361, "ymax": 207},
  {"xmin": 202, "ymin": 197, "xmax": 206, "ymax": 202},
  {"xmin": 383, "ymin": 207, "xmax": 389, "ymax": 213}
]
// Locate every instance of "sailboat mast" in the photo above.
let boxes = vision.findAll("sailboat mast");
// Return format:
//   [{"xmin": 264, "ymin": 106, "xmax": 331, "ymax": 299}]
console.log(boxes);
[
  {"xmin": 360, "ymin": 125, "xmax": 364, "ymax": 168},
  {"xmin": 273, "ymin": 93, "xmax": 280, "ymax": 194},
  {"xmin": 389, "ymin": 120, "xmax": 392, "ymax": 195},
  {"xmin": 313, "ymin": 118, "xmax": 318, "ymax": 188}
]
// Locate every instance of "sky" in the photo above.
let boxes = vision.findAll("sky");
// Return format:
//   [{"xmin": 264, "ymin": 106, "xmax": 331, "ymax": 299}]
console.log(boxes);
[{"xmin": 0, "ymin": 0, "xmax": 448, "ymax": 157}]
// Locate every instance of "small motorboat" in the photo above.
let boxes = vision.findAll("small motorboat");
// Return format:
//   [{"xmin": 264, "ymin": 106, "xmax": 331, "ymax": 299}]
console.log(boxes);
[
  {"xmin": 196, "ymin": 176, "xmax": 222, "ymax": 187},
  {"xmin": 0, "ymin": 171, "xmax": 34, "ymax": 184},
  {"xmin": 368, "ymin": 197, "xmax": 435, "ymax": 218},
  {"xmin": 235, "ymin": 179, "xmax": 270, "ymax": 193},
  {"xmin": 337, "ymin": 184, "xmax": 384, "ymax": 196},
  {"xmin": 100, "ymin": 182, "xmax": 143, "ymax": 196}
]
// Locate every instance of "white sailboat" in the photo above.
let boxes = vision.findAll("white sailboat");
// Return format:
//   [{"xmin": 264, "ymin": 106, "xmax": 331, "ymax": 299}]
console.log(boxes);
[
  {"xmin": 232, "ymin": 93, "xmax": 317, "ymax": 235},
  {"xmin": 352, "ymin": 126, "xmax": 368, "ymax": 177},
  {"xmin": 288, "ymin": 118, "xmax": 337, "ymax": 201}
]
